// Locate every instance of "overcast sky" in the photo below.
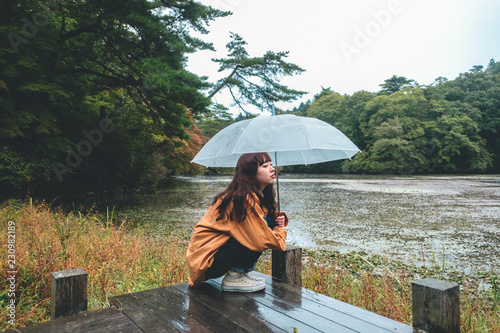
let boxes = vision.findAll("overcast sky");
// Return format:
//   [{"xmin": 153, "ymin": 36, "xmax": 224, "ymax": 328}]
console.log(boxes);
[{"xmin": 187, "ymin": 0, "xmax": 500, "ymax": 115}]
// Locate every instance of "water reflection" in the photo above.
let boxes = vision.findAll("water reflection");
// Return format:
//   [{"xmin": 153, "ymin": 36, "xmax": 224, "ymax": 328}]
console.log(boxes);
[{"xmin": 115, "ymin": 175, "xmax": 500, "ymax": 274}]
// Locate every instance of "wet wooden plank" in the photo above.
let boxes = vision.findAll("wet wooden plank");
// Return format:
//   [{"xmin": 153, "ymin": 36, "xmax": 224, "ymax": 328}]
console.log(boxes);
[
  {"xmin": 237, "ymin": 286, "xmax": 370, "ymax": 332},
  {"xmin": 178, "ymin": 279, "xmax": 341, "ymax": 332},
  {"xmin": 14, "ymin": 272, "xmax": 413, "ymax": 333},
  {"xmin": 262, "ymin": 280, "xmax": 396, "ymax": 332},
  {"xmin": 174, "ymin": 282, "xmax": 285, "ymax": 332},
  {"xmin": 168, "ymin": 286, "xmax": 250, "ymax": 333},
  {"xmin": 200, "ymin": 277, "xmax": 357, "ymax": 333},
  {"xmin": 201, "ymin": 272, "xmax": 411, "ymax": 332},
  {"xmin": 203, "ymin": 281, "xmax": 355, "ymax": 332},
  {"xmin": 8, "ymin": 307, "xmax": 141, "ymax": 333},
  {"xmin": 256, "ymin": 272, "xmax": 413, "ymax": 332},
  {"xmin": 127, "ymin": 284, "xmax": 216, "ymax": 332},
  {"xmin": 110, "ymin": 292, "xmax": 178, "ymax": 332}
]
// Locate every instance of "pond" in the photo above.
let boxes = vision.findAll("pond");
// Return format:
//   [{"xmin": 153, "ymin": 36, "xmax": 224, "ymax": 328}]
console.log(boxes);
[{"xmin": 114, "ymin": 174, "xmax": 500, "ymax": 274}]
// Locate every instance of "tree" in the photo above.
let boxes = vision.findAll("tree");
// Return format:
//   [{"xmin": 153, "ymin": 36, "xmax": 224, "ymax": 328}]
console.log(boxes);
[
  {"xmin": 432, "ymin": 76, "xmax": 448, "ymax": 86},
  {"xmin": 342, "ymin": 85, "xmax": 493, "ymax": 174},
  {"xmin": 428, "ymin": 59, "xmax": 500, "ymax": 172},
  {"xmin": 334, "ymin": 91, "xmax": 375, "ymax": 150},
  {"xmin": 313, "ymin": 87, "xmax": 335, "ymax": 101},
  {"xmin": 344, "ymin": 89, "xmax": 431, "ymax": 174},
  {"xmin": 306, "ymin": 91, "xmax": 345, "ymax": 125},
  {"xmin": 379, "ymin": 75, "xmax": 416, "ymax": 95},
  {"xmin": 194, "ymin": 104, "xmax": 235, "ymax": 138},
  {"xmin": 289, "ymin": 100, "xmax": 311, "ymax": 116},
  {"xmin": 470, "ymin": 65, "xmax": 484, "ymax": 73},
  {"xmin": 435, "ymin": 114, "xmax": 492, "ymax": 172},
  {"xmin": 0, "ymin": 0, "xmax": 229, "ymax": 198},
  {"xmin": 289, "ymin": 59, "xmax": 499, "ymax": 175},
  {"xmin": 208, "ymin": 32, "xmax": 307, "ymax": 115}
]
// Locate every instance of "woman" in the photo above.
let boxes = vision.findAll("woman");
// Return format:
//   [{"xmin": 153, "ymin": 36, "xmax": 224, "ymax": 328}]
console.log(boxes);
[{"xmin": 186, "ymin": 152, "xmax": 288, "ymax": 292}]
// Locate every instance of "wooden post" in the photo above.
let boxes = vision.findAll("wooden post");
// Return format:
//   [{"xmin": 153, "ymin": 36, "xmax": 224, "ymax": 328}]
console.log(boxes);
[
  {"xmin": 51, "ymin": 268, "xmax": 88, "ymax": 319},
  {"xmin": 272, "ymin": 245, "xmax": 302, "ymax": 287},
  {"xmin": 412, "ymin": 278, "xmax": 460, "ymax": 333}
]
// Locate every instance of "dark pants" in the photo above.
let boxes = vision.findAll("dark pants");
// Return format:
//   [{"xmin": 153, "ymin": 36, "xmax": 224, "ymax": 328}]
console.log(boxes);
[{"xmin": 204, "ymin": 215, "xmax": 276, "ymax": 280}]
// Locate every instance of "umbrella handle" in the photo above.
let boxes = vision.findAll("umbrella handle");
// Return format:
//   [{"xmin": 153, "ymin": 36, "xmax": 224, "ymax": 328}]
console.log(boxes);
[{"xmin": 275, "ymin": 151, "xmax": 280, "ymax": 214}]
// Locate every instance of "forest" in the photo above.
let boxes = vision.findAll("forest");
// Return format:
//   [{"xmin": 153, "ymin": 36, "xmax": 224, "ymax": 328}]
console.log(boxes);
[
  {"xmin": 1, "ymin": 0, "xmax": 499, "ymax": 201},
  {"xmin": 282, "ymin": 65, "xmax": 500, "ymax": 175}
]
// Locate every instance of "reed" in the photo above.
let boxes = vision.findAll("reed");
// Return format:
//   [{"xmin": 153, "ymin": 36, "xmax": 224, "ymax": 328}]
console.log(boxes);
[
  {"xmin": 0, "ymin": 200, "xmax": 189, "ymax": 329},
  {"xmin": 1, "ymin": 201, "xmax": 498, "ymax": 332}
]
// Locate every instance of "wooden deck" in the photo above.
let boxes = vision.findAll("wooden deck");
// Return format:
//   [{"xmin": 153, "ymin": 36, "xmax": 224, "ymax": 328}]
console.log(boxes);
[
  {"xmin": 9, "ymin": 307, "xmax": 142, "ymax": 333},
  {"xmin": 11, "ymin": 272, "xmax": 413, "ymax": 332}
]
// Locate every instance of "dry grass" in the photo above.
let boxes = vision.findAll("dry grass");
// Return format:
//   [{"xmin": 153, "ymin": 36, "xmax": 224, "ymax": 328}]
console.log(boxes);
[
  {"xmin": 1, "ymin": 201, "xmax": 498, "ymax": 332},
  {"xmin": 0, "ymin": 200, "xmax": 189, "ymax": 330}
]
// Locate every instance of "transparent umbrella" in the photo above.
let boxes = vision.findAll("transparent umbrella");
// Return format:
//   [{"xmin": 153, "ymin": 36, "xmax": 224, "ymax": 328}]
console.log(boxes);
[
  {"xmin": 191, "ymin": 114, "xmax": 361, "ymax": 211},
  {"xmin": 192, "ymin": 114, "xmax": 360, "ymax": 167}
]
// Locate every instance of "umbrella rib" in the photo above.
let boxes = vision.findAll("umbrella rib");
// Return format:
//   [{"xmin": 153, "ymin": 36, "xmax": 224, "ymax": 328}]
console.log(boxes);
[
  {"xmin": 201, "ymin": 133, "xmax": 239, "ymax": 165},
  {"xmin": 297, "ymin": 117, "xmax": 312, "ymax": 165},
  {"xmin": 230, "ymin": 127, "xmax": 247, "ymax": 156},
  {"xmin": 297, "ymin": 116, "xmax": 313, "ymax": 148},
  {"xmin": 299, "ymin": 150, "xmax": 307, "ymax": 165}
]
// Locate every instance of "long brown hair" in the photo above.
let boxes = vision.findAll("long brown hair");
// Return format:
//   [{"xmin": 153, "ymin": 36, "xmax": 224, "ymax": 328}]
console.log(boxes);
[{"xmin": 213, "ymin": 152, "xmax": 277, "ymax": 222}]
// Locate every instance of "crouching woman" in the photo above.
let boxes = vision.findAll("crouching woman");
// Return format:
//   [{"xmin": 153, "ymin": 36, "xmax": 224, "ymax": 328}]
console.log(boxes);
[{"xmin": 186, "ymin": 152, "xmax": 288, "ymax": 292}]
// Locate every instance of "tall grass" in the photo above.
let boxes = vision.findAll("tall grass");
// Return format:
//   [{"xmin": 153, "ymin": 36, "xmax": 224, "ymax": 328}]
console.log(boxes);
[
  {"xmin": 1, "ymin": 201, "xmax": 499, "ymax": 332},
  {"xmin": 0, "ymin": 201, "xmax": 189, "ymax": 330}
]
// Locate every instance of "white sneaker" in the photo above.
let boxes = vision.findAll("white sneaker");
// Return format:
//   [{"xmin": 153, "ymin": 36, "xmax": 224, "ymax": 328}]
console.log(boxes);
[
  {"xmin": 243, "ymin": 272, "xmax": 266, "ymax": 284},
  {"xmin": 222, "ymin": 271, "xmax": 265, "ymax": 292}
]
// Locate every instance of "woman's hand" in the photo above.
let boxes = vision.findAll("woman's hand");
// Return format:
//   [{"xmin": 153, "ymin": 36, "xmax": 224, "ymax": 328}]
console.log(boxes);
[{"xmin": 275, "ymin": 215, "xmax": 286, "ymax": 228}]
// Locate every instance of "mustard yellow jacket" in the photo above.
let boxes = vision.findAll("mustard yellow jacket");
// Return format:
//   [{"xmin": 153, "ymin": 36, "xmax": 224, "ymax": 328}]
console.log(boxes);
[{"xmin": 186, "ymin": 194, "xmax": 288, "ymax": 287}]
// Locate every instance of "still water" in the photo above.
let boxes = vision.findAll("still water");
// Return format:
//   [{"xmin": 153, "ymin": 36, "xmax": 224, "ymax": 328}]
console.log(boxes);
[{"xmin": 116, "ymin": 175, "xmax": 500, "ymax": 274}]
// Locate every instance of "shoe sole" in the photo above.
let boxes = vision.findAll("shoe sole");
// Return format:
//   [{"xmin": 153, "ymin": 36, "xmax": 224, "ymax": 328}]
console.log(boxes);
[{"xmin": 222, "ymin": 283, "xmax": 266, "ymax": 292}]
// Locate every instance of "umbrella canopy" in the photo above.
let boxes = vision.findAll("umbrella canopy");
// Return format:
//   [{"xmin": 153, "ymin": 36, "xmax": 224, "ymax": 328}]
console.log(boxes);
[{"xmin": 192, "ymin": 114, "xmax": 361, "ymax": 167}]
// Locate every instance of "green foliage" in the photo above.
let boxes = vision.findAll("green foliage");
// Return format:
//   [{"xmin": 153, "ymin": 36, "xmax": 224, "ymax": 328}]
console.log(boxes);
[
  {"xmin": 0, "ymin": 0, "xmax": 228, "ymax": 199},
  {"xmin": 209, "ymin": 32, "xmax": 307, "ymax": 115},
  {"xmin": 1, "ymin": 1, "xmax": 310, "ymax": 198},
  {"xmin": 194, "ymin": 104, "xmax": 235, "ymax": 138},
  {"xmin": 427, "ymin": 60, "xmax": 500, "ymax": 171},
  {"xmin": 435, "ymin": 114, "xmax": 492, "ymax": 172},
  {"xmin": 343, "ymin": 86, "xmax": 493, "ymax": 174},
  {"xmin": 2, "ymin": 0, "xmax": 498, "ymax": 196},
  {"xmin": 379, "ymin": 75, "xmax": 417, "ymax": 95},
  {"xmin": 0, "ymin": 147, "xmax": 33, "ymax": 193},
  {"xmin": 287, "ymin": 63, "xmax": 499, "ymax": 175},
  {"xmin": 307, "ymin": 90, "xmax": 345, "ymax": 125}
]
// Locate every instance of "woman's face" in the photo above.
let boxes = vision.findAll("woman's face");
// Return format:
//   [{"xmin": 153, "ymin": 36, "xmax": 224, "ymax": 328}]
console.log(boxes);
[{"xmin": 256, "ymin": 160, "xmax": 275, "ymax": 190}]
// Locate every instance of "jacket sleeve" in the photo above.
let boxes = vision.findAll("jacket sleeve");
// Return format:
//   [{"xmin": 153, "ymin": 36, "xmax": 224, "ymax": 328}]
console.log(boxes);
[{"xmin": 228, "ymin": 196, "xmax": 287, "ymax": 252}]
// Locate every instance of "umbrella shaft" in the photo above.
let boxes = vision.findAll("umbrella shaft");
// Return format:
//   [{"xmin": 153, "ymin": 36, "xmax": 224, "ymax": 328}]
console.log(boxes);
[{"xmin": 275, "ymin": 152, "xmax": 280, "ymax": 214}]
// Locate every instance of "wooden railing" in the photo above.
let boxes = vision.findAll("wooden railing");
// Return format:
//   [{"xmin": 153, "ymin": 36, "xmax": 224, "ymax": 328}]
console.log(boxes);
[{"xmin": 51, "ymin": 245, "xmax": 460, "ymax": 333}]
